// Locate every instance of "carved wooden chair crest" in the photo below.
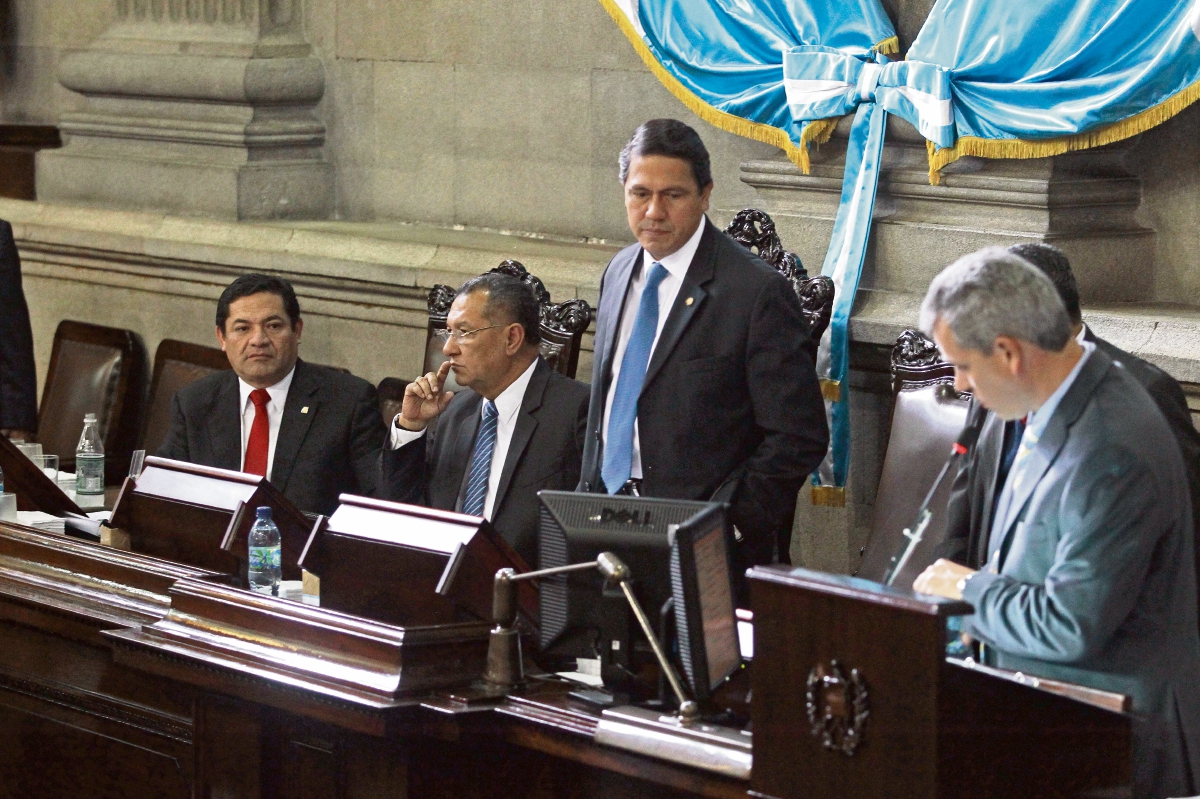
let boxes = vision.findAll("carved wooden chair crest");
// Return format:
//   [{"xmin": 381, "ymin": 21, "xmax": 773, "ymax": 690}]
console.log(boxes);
[
  {"xmin": 425, "ymin": 260, "xmax": 593, "ymax": 386},
  {"xmin": 724, "ymin": 209, "xmax": 835, "ymax": 350}
]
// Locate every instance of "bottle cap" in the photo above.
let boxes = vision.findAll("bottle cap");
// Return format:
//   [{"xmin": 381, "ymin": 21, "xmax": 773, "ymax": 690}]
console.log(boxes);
[
  {"xmin": 84, "ymin": 413, "xmax": 97, "ymax": 423},
  {"xmin": 256, "ymin": 506, "xmax": 272, "ymax": 520}
]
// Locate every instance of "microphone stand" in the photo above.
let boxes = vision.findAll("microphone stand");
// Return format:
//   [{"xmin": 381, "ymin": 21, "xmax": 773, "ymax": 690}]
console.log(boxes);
[
  {"xmin": 882, "ymin": 411, "xmax": 986, "ymax": 587},
  {"xmin": 484, "ymin": 552, "xmax": 700, "ymax": 724}
]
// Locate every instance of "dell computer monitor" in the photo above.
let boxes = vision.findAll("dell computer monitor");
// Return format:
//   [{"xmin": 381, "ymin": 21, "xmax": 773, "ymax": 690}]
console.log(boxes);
[
  {"xmin": 670, "ymin": 504, "xmax": 742, "ymax": 701},
  {"xmin": 536, "ymin": 490, "xmax": 738, "ymax": 696}
]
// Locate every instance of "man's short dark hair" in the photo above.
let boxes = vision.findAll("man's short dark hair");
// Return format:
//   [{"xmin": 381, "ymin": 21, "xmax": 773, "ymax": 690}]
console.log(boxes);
[
  {"xmin": 216, "ymin": 274, "xmax": 301, "ymax": 331},
  {"xmin": 456, "ymin": 273, "xmax": 542, "ymax": 347},
  {"xmin": 618, "ymin": 118, "xmax": 712, "ymax": 190},
  {"xmin": 1007, "ymin": 243, "xmax": 1081, "ymax": 324}
]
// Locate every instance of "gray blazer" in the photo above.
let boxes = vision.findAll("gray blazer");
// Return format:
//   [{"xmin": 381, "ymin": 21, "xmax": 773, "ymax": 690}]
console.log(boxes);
[
  {"xmin": 961, "ymin": 349, "xmax": 1200, "ymax": 799},
  {"xmin": 158, "ymin": 359, "xmax": 386, "ymax": 516},
  {"xmin": 380, "ymin": 357, "xmax": 589, "ymax": 567}
]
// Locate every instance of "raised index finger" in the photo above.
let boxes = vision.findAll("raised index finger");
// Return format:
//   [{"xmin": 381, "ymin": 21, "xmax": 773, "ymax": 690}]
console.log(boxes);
[{"xmin": 435, "ymin": 360, "xmax": 452, "ymax": 388}]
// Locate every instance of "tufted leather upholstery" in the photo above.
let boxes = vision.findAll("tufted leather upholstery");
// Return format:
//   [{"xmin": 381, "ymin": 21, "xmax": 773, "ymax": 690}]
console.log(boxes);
[{"xmin": 37, "ymin": 321, "xmax": 148, "ymax": 482}]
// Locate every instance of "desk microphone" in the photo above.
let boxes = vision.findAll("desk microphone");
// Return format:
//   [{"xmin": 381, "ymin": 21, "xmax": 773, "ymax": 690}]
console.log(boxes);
[{"xmin": 882, "ymin": 410, "xmax": 986, "ymax": 586}]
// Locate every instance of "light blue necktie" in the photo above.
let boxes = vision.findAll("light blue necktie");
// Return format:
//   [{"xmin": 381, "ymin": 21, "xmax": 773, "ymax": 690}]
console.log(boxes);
[
  {"xmin": 603, "ymin": 262, "xmax": 669, "ymax": 494},
  {"xmin": 462, "ymin": 400, "xmax": 498, "ymax": 517}
]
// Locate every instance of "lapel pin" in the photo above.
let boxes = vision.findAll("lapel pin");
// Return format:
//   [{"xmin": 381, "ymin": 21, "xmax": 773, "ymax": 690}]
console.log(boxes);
[
  {"xmin": 301, "ymin": 406, "xmax": 309, "ymax": 414},
  {"xmin": 685, "ymin": 296, "xmax": 694, "ymax": 306}
]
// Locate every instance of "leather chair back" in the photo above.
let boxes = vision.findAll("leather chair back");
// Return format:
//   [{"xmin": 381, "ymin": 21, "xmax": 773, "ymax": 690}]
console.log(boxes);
[
  {"xmin": 856, "ymin": 330, "xmax": 969, "ymax": 587},
  {"xmin": 141, "ymin": 339, "xmax": 232, "ymax": 455},
  {"xmin": 376, "ymin": 377, "xmax": 407, "ymax": 430},
  {"xmin": 38, "ymin": 321, "xmax": 149, "ymax": 481},
  {"xmin": 424, "ymin": 260, "xmax": 593, "ymax": 387}
]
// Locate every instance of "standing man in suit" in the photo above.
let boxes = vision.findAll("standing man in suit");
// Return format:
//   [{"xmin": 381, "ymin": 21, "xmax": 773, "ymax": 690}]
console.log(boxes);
[
  {"xmin": 0, "ymin": 220, "xmax": 38, "ymax": 440},
  {"xmin": 158, "ymin": 274, "xmax": 385, "ymax": 516},
  {"xmin": 381, "ymin": 272, "xmax": 589, "ymax": 567},
  {"xmin": 941, "ymin": 243, "xmax": 1200, "ymax": 604},
  {"xmin": 913, "ymin": 248, "xmax": 1200, "ymax": 799},
  {"xmin": 578, "ymin": 118, "xmax": 828, "ymax": 578}
]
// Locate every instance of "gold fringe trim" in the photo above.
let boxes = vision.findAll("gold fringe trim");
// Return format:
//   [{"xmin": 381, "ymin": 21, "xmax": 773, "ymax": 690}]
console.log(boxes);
[
  {"xmin": 874, "ymin": 36, "xmax": 900, "ymax": 57},
  {"xmin": 820, "ymin": 378, "xmax": 842, "ymax": 402},
  {"xmin": 597, "ymin": 0, "xmax": 812, "ymax": 172},
  {"xmin": 811, "ymin": 485, "xmax": 846, "ymax": 507},
  {"xmin": 927, "ymin": 73, "xmax": 1200, "ymax": 184}
]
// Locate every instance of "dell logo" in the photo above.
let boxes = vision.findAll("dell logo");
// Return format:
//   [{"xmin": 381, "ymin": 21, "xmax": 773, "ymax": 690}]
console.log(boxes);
[{"xmin": 589, "ymin": 508, "xmax": 653, "ymax": 526}]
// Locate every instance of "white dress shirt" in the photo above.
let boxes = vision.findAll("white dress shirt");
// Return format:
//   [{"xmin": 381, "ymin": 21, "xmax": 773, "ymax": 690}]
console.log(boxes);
[
  {"xmin": 389, "ymin": 358, "xmax": 539, "ymax": 521},
  {"xmin": 601, "ymin": 215, "xmax": 706, "ymax": 480},
  {"xmin": 238, "ymin": 366, "xmax": 295, "ymax": 481}
]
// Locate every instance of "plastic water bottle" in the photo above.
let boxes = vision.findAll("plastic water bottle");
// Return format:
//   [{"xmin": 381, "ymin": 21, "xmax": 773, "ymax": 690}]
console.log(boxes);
[
  {"xmin": 248, "ymin": 506, "xmax": 281, "ymax": 596},
  {"xmin": 75, "ymin": 413, "xmax": 105, "ymax": 496}
]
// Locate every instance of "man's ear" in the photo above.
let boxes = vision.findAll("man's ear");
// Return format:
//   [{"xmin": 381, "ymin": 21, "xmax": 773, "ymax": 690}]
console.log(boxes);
[
  {"xmin": 215, "ymin": 326, "xmax": 227, "ymax": 352},
  {"xmin": 994, "ymin": 336, "xmax": 1023, "ymax": 376},
  {"xmin": 293, "ymin": 317, "xmax": 304, "ymax": 342},
  {"xmin": 506, "ymin": 323, "xmax": 525, "ymax": 356}
]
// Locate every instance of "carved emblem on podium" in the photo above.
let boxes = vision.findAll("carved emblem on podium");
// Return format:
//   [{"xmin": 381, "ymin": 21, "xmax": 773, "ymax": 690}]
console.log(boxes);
[{"xmin": 806, "ymin": 659, "xmax": 870, "ymax": 756}]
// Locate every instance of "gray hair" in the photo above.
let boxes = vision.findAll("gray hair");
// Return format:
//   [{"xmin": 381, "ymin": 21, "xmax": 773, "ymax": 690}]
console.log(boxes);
[{"xmin": 919, "ymin": 247, "xmax": 1072, "ymax": 352}]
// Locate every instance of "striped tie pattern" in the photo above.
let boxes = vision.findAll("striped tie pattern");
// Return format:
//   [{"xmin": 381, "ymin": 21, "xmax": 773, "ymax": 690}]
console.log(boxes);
[
  {"xmin": 462, "ymin": 400, "xmax": 499, "ymax": 517},
  {"xmin": 602, "ymin": 262, "xmax": 669, "ymax": 494},
  {"xmin": 1009, "ymin": 425, "xmax": 1039, "ymax": 493}
]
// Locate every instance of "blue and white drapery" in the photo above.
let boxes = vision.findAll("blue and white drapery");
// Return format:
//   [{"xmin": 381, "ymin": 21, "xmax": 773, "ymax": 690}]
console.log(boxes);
[{"xmin": 600, "ymin": 0, "xmax": 1200, "ymax": 501}]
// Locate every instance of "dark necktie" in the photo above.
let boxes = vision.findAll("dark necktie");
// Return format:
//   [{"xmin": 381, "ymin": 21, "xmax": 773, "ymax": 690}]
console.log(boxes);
[
  {"xmin": 462, "ymin": 400, "xmax": 499, "ymax": 517},
  {"xmin": 602, "ymin": 262, "xmax": 669, "ymax": 494},
  {"xmin": 243, "ymin": 388, "xmax": 270, "ymax": 477}
]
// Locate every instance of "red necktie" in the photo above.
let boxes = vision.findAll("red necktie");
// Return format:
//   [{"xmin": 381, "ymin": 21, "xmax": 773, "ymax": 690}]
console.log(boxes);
[{"xmin": 243, "ymin": 388, "xmax": 271, "ymax": 476}]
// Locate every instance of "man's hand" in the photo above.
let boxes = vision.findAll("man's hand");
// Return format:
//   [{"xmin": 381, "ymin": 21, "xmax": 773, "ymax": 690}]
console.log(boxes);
[
  {"xmin": 913, "ymin": 558, "xmax": 976, "ymax": 600},
  {"xmin": 399, "ymin": 361, "xmax": 454, "ymax": 431},
  {"xmin": 0, "ymin": 429, "xmax": 32, "ymax": 442}
]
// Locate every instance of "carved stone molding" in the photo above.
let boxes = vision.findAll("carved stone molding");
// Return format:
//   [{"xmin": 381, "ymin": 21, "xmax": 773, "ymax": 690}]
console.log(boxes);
[{"xmin": 40, "ymin": 0, "xmax": 330, "ymax": 220}]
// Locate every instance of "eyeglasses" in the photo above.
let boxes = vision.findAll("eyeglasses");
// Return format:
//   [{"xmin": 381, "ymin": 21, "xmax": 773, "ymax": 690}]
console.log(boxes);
[{"xmin": 435, "ymin": 324, "xmax": 505, "ymax": 344}]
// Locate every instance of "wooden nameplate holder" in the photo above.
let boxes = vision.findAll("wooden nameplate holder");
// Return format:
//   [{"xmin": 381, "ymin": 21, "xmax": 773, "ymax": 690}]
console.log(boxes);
[
  {"xmin": 107, "ymin": 456, "xmax": 310, "ymax": 580},
  {"xmin": 748, "ymin": 566, "xmax": 1132, "ymax": 799},
  {"xmin": 0, "ymin": 434, "xmax": 83, "ymax": 516},
  {"xmin": 105, "ymin": 577, "xmax": 492, "ymax": 735},
  {"xmin": 299, "ymin": 495, "xmax": 538, "ymax": 630}
]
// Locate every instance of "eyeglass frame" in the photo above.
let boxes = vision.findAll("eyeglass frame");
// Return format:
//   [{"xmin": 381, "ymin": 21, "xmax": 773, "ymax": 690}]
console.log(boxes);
[{"xmin": 434, "ymin": 324, "xmax": 507, "ymax": 345}]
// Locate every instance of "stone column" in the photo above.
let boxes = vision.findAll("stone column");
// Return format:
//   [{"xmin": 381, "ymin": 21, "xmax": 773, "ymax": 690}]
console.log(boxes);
[
  {"xmin": 747, "ymin": 119, "xmax": 1156, "ymax": 572},
  {"xmin": 37, "ymin": 0, "xmax": 332, "ymax": 220}
]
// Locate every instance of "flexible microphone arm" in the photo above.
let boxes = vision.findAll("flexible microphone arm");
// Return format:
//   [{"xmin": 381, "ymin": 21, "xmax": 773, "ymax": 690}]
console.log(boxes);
[
  {"xmin": 484, "ymin": 553, "xmax": 701, "ymax": 723},
  {"xmin": 882, "ymin": 409, "xmax": 986, "ymax": 586}
]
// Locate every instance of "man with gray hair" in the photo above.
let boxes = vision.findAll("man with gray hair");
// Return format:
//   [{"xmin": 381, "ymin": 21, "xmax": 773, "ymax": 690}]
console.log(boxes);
[{"xmin": 912, "ymin": 247, "xmax": 1200, "ymax": 799}]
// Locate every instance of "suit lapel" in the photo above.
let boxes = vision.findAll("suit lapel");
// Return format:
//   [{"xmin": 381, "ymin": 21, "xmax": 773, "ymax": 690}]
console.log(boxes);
[
  {"xmin": 492, "ymin": 360, "xmax": 548, "ymax": 516},
  {"xmin": 271, "ymin": 360, "xmax": 319, "ymax": 492},
  {"xmin": 207, "ymin": 372, "xmax": 243, "ymax": 471},
  {"xmin": 596, "ymin": 247, "xmax": 640, "ymax": 392},
  {"xmin": 451, "ymin": 392, "xmax": 484, "ymax": 511},
  {"xmin": 642, "ymin": 221, "xmax": 717, "ymax": 391},
  {"xmin": 991, "ymin": 350, "xmax": 1113, "ymax": 564}
]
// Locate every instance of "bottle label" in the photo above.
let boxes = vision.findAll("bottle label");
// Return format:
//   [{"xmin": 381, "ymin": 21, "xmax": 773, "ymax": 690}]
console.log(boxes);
[
  {"xmin": 75, "ymin": 455, "xmax": 105, "ymax": 494},
  {"xmin": 248, "ymin": 546, "xmax": 281, "ymax": 571}
]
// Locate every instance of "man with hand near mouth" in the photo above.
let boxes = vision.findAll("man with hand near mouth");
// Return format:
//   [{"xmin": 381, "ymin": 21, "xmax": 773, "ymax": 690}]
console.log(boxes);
[
  {"xmin": 380, "ymin": 272, "xmax": 589, "ymax": 567},
  {"xmin": 158, "ymin": 273, "xmax": 386, "ymax": 516}
]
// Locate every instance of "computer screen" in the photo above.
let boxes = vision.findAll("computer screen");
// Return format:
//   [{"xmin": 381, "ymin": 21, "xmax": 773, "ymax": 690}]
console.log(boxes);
[{"xmin": 669, "ymin": 504, "xmax": 741, "ymax": 700}]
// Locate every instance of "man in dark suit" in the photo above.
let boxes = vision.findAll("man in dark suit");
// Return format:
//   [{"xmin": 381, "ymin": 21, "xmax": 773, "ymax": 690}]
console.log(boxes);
[
  {"xmin": 578, "ymin": 119, "xmax": 828, "ymax": 576},
  {"xmin": 942, "ymin": 243, "xmax": 1200, "ymax": 597},
  {"xmin": 381, "ymin": 272, "xmax": 589, "ymax": 567},
  {"xmin": 914, "ymin": 248, "xmax": 1200, "ymax": 799},
  {"xmin": 158, "ymin": 274, "xmax": 385, "ymax": 516},
  {"xmin": 0, "ymin": 220, "xmax": 38, "ymax": 440}
]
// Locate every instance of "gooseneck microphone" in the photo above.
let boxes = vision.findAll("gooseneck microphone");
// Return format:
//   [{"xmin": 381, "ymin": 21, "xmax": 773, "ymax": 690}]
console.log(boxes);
[{"xmin": 882, "ymin": 409, "xmax": 987, "ymax": 586}]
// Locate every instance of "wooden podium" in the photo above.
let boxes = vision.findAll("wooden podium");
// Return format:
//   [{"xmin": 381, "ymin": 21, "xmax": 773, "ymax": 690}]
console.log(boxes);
[
  {"xmin": 107, "ymin": 456, "xmax": 311, "ymax": 580},
  {"xmin": 748, "ymin": 566, "xmax": 1131, "ymax": 799},
  {"xmin": 0, "ymin": 434, "xmax": 83, "ymax": 516},
  {"xmin": 299, "ymin": 495, "xmax": 537, "ymax": 628}
]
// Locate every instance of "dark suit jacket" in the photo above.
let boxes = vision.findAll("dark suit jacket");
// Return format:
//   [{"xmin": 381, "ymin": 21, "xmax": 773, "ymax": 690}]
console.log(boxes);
[
  {"xmin": 579, "ymin": 219, "xmax": 829, "ymax": 568},
  {"xmin": 0, "ymin": 220, "xmax": 38, "ymax": 431},
  {"xmin": 959, "ymin": 349, "xmax": 1200, "ymax": 799},
  {"xmin": 944, "ymin": 329, "xmax": 1200, "ymax": 583},
  {"xmin": 157, "ymin": 359, "xmax": 386, "ymax": 516},
  {"xmin": 380, "ymin": 357, "xmax": 589, "ymax": 567}
]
